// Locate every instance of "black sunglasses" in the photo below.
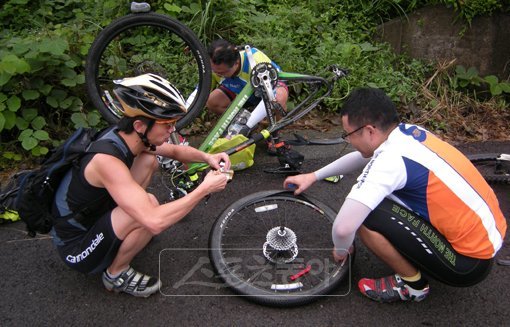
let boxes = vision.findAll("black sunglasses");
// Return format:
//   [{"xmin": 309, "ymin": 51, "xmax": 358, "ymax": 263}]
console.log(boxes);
[{"xmin": 341, "ymin": 125, "xmax": 367, "ymax": 139}]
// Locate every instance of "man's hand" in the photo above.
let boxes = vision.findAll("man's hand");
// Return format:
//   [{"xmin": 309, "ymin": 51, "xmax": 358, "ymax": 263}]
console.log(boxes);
[
  {"xmin": 200, "ymin": 169, "xmax": 229, "ymax": 194},
  {"xmin": 206, "ymin": 152, "xmax": 231, "ymax": 170},
  {"xmin": 332, "ymin": 244, "xmax": 355, "ymax": 264},
  {"xmin": 283, "ymin": 172, "xmax": 317, "ymax": 195}
]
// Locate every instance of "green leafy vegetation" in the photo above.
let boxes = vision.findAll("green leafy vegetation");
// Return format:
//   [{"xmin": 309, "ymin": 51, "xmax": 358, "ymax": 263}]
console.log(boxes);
[
  {"xmin": 0, "ymin": 0, "xmax": 507, "ymax": 169},
  {"xmin": 453, "ymin": 66, "xmax": 510, "ymax": 97}
]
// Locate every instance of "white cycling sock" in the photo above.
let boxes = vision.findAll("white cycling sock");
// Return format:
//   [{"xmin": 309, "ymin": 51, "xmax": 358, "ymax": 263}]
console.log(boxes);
[{"xmin": 246, "ymin": 100, "xmax": 267, "ymax": 128}]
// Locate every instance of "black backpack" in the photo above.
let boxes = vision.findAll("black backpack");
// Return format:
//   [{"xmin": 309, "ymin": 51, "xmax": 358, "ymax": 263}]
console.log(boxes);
[{"xmin": 1, "ymin": 127, "xmax": 117, "ymax": 237}]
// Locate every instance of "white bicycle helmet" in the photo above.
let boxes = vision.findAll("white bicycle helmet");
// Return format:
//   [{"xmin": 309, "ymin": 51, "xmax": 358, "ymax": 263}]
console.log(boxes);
[{"xmin": 113, "ymin": 73, "xmax": 187, "ymax": 120}]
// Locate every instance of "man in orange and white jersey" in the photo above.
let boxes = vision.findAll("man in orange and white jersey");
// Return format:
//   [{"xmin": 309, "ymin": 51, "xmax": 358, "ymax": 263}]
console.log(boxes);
[{"xmin": 284, "ymin": 87, "xmax": 506, "ymax": 303}]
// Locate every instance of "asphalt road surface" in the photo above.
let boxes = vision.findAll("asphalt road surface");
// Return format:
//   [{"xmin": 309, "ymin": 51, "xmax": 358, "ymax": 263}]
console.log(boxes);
[{"xmin": 1, "ymin": 127, "xmax": 509, "ymax": 326}]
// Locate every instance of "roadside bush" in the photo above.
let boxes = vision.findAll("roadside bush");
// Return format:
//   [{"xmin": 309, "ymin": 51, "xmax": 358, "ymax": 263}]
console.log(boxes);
[
  {"xmin": 0, "ymin": 0, "xmax": 125, "ymax": 165},
  {"xmin": 0, "ymin": 0, "xmax": 507, "ymax": 167}
]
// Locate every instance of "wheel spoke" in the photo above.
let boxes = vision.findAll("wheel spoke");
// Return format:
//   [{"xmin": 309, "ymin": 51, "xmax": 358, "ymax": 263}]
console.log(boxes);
[{"xmin": 209, "ymin": 191, "xmax": 352, "ymax": 306}]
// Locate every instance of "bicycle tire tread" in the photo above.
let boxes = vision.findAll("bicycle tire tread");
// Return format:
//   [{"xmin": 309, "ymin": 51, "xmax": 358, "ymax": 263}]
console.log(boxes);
[
  {"xmin": 85, "ymin": 12, "xmax": 211, "ymax": 130},
  {"xmin": 467, "ymin": 153, "xmax": 510, "ymax": 184}
]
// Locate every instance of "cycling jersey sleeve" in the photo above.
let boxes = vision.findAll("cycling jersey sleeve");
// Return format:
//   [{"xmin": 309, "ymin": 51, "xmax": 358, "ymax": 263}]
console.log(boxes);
[
  {"xmin": 332, "ymin": 198, "xmax": 372, "ymax": 255},
  {"xmin": 314, "ymin": 151, "xmax": 370, "ymax": 181},
  {"xmin": 211, "ymin": 73, "xmax": 221, "ymax": 90}
]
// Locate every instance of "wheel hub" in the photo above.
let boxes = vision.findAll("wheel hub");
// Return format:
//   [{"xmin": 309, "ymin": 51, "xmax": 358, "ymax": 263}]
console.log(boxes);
[{"xmin": 263, "ymin": 226, "xmax": 298, "ymax": 263}]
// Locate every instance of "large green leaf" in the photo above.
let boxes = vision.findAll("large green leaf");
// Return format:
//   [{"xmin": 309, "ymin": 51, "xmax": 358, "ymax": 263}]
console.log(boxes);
[
  {"xmin": 60, "ymin": 97, "xmax": 74, "ymax": 109},
  {"xmin": 33, "ymin": 130, "xmax": 50, "ymax": 140},
  {"xmin": 71, "ymin": 112, "xmax": 88, "ymax": 128},
  {"xmin": 22, "ymin": 90, "xmax": 40, "ymax": 100},
  {"xmin": 61, "ymin": 68, "xmax": 77, "ymax": 79},
  {"xmin": 46, "ymin": 96, "xmax": 59, "ymax": 108},
  {"xmin": 359, "ymin": 42, "xmax": 380, "ymax": 52},
  {"xmin": 0, "ymin": 72, "xmax": 12, "ymax": 86},
  {"xmin": 31, "ymin": 145, "xmax": 49, "ymax": 157},
  {"xmin": 22, "ymin": 108, "xmax": 38, "ymax": 121},
  {"xmin": 87, "ymin": 112, "xmax": 101, "ymax": 126},
  {"xmin": 164, "ymin": 3, "xmax": 182, "ymax": 13},
  {"xmin": 61, "ymin": 78, "xmax": 77, "ymax": 87},
  {"xmin": 2, "ymin": 111, "xmax": 16, "ymax": 130},
  {"xmin": 18, "ymin": 128, "xmax": 33, "ymax": 140},
  {"xmin": 484, "ymin": 75, "xmax": 498, "ymax": 86},
  {"xmin": 490, "ymin": 84, "xmax": 502, "ymax": 96},
  {"xmin": 15, "ymin": 116, "xmax": 29, "ymax": 130},
  {"xmin": 500, "ymin": 83, "xmax": 510, "ymax": 93},
  {"xmin": 31, "ymin": 116, "xmax": 46, "ymax": 130},
  {"xmin": 40, "ymin": 84, "xmax": 53, "ymax": 96},
  {"xmin": 38, "ymin": 39, "xmax": 69, "ymax": 56},
  {"xmin": 21, "ymin": 136, "xmax": 38, "ymax": 150},
  {"xmin": 0, "ymin": 54, "xmax": 30, "ymax": 75},
  {"xmin": 6, "ymin": 95, "xmax": 21, "ymax": 112}
]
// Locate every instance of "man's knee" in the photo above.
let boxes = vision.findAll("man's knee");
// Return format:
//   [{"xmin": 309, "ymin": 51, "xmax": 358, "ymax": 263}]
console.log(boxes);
[
  {"xmin": 207, "ymin": 90, "xmax": 231, "ymax": 114},
  {"xmin": 358, "ymin": 225, "xmax": 373, "ymax": 242},
  {"xmin": 134, "ymin": 152, "xmax": 159, "ymax": 171},
  {"xmin": 276, "ymin": 85, "xmax": 288, "ymax": 110}
]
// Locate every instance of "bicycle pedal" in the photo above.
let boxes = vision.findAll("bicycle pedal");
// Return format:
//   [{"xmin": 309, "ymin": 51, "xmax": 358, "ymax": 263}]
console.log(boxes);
[
  {"xmin": 263, "ymin": 165, "xmax": 300, "ymax": 175},
  {"xmin": 497, "ymin": 258, "xmax": 510, "ymax": 266}
]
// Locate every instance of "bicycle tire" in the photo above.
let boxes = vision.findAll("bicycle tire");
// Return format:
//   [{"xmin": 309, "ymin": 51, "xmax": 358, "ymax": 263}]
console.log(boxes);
[
  {"xmin": 209, "ymin": 190, "xmax": 352, "ymax": 307},
  {"xmin": 85, "ymin": 12, "xmax": 211, "ymax": 130},
  {"xmin": 468, "ymin": 153, "xmax": 510, "ymax": 184}
]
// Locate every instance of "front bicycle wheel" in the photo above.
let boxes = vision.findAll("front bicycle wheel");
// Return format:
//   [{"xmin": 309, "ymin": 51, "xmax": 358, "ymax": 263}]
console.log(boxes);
[
  {"xmin": 468, "ymin": 153, "xmax": 510, "ymax": 184},
  {"xmin": 209, "ymin": 190, "xmax": 353, "ymax": 307},
  {"xmin": 85, "ymin": 12, "xmax": 211, "ymax": 130}
]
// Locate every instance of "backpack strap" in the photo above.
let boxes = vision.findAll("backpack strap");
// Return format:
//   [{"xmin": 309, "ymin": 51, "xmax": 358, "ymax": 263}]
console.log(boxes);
[
  {"xmin": 86, "ymin": 137, "xmax": 133, "ymax": 167},
  {"xmin": 87, "ymin": 140, "xmax": 125, "ymax": 160},
  {"xmin": 69, "ymin": 140, "xmax": 131, "ymax": 226}
]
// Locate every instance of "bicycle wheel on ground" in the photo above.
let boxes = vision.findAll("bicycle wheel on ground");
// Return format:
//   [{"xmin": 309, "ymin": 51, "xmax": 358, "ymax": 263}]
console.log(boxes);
[
  {"xmin": 468, "ymin": 153, "xmax": 510, "ymax": 184},
  {"xmin": 85, "ymin": 12, "xmax": 211, "ymax": 130},
  {"xmin": 209, "ymin": 190, "xmax": 353, "ymax": 307}
]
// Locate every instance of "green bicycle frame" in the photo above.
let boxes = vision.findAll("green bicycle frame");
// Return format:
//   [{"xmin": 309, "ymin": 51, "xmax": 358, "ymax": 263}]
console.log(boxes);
[
  {"xmin": 183, "ymin": 69, "xmax": 332, "ymax": 175},
  {"xmin": 198, "ymin": 83, "xmax": 254, "ymax": 153}
]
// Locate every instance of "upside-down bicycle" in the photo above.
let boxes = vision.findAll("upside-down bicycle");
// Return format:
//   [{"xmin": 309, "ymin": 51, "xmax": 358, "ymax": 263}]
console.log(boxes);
[{"xmin": 85, "ymin": 2, "xmax": 349, "ymax": 198}]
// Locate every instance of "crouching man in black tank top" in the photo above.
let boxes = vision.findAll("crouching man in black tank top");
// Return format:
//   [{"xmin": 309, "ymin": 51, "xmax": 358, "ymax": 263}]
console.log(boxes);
[{"xmin": 51, "ymin": 74, "xmax": 231, "ymax": 297}]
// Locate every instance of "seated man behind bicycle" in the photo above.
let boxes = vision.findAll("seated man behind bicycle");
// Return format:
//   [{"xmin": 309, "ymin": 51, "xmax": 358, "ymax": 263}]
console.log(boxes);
[
  {"xmin": 284, "ymin": 87, "xmax": 506, "ymax": 303},
  {"xmin": 206, "ymin": 39, "xmax": 290, "ymax": 155}
]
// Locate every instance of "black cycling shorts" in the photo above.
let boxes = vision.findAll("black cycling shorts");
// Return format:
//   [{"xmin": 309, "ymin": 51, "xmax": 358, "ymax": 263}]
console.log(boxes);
[
  {"xmin": 363, "ymin": 198, "xmax": 493, "ymax": 287},
  {"xmin": 51, "ymin": 210, "xmax": 122, "ymax": 275}
]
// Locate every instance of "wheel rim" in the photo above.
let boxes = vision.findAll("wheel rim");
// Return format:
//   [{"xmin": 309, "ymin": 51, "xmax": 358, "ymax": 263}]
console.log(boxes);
[{"xmin": 209, "ymin": 193, "xmax": 351, "ymax": 305}]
